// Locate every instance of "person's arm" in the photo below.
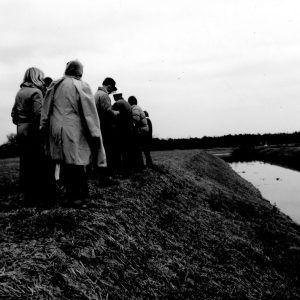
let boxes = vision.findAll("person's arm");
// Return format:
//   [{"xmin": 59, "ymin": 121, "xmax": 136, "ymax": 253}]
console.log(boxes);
[
  {"xmin": 101, "ymin": 94, "xmax": 119, "ymax": 117},
  {"xmin": 77, "ymin": 81, "xmax": 101, "ymax": 139},
  {"xmin": 32, "ymin": 90, "xmax": 43, "ymax": 124},
  {"xmin": 40, "ymin": 87, "xmax": 53, "ymax": 131},
  {"xmin": 11, "ymin": 97, "xmax": 18, "ymax": 125},
  {"xmin": 40, "ymin": 78, "xmax": 65, "ymax": 131}
]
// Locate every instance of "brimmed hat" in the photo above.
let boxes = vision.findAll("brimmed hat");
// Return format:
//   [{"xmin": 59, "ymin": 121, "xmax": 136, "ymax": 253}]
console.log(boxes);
[{"xmin": 103, "ymin": 77, "xmax": 117, "ymax": 91}]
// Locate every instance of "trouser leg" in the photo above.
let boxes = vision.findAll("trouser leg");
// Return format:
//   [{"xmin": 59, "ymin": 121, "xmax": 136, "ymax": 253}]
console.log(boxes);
[
  {"xmin": 63, "ymin": 164, "xmax": 88, "ymax": 202},
  {"xmin": 144, "ymin": 149, "xmax": 153, "ymax": 167},
  {"xmin": 19, "ymin": 139, "xmax": 42, "ymax": 203}
]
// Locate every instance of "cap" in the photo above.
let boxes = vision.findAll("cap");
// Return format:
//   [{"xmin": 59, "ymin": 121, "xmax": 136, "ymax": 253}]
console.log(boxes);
[{"xmin": 103, "ymin": 77, "xmax": 117, "ymax": 91}]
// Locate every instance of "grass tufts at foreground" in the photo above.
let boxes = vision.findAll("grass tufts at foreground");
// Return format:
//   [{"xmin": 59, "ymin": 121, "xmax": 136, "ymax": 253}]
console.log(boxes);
[{"xmin": 0, "ymin": 150, "xmax": 300, "ymax": 299}]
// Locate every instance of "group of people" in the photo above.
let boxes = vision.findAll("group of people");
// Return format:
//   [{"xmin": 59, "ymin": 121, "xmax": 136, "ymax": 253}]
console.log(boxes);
[{"xmin": 11, "ymin": 60, "xmax": 153, "ymax": 207}]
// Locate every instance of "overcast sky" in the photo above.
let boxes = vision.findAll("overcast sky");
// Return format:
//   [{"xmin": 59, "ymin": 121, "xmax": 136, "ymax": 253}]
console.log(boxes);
[{"xmin": 1, "ymin": 0, "xmax": 300, "ymax": 144}]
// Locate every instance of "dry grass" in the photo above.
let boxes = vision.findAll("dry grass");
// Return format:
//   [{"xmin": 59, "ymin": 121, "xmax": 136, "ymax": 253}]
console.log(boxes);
[{"xmin": 0, "ymin": 150, "xmax": 300, "ymax": 299}]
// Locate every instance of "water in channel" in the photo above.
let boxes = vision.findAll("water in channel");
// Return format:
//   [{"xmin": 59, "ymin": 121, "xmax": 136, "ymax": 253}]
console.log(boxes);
[{"xmin": 230, "ymin": 161, "xmax": 300, "ymax": 224}]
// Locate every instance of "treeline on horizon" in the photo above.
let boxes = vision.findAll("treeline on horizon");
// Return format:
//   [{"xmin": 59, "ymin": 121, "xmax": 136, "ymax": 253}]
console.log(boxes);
[
  {"xmin": 1, "ymin": 131, "xmax": 300, "ymax": 159},
  {"xmin": 151, "ymin": 131, "xmax": 300, "ymax": 150}
]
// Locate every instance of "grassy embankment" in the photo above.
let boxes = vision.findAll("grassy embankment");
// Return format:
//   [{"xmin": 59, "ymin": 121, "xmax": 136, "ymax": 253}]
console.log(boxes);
[{"xmin": 1, "ymin": 150, "xmax": 300, "ymax": 299}]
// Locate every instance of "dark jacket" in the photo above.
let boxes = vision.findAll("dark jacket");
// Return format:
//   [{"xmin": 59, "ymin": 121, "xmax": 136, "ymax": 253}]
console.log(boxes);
[
  {"xmin": 112, "ymin": 99, "xmax": 133, "ymax": 133},
  {"xmin": 11, "ymin": 84, "xmax": 43, "ymax": 138}
]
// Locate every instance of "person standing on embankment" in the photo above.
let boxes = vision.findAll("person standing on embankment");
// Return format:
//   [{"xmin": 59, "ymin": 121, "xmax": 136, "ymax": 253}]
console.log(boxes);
[
  {"xmin": 128, "ymin": 96, "xmax": 149, "ymax": 170},
  {"xmin": 40, "ymin": 60, "xmax": 105, "ymax": 207},
  {"xmin": 11, "ymin": 67, "xmax": 45, "ymax": 205},
  {"xmin": 112, "ymin": 92, "xmax": 134, "ymax": 175},
  {"xmin": 143, "ymin": 110, "xmax": 153, "ymax": 167},
  {"xmin": 94, "ymin": 77, "xmax": 119, "ymax": 183}
]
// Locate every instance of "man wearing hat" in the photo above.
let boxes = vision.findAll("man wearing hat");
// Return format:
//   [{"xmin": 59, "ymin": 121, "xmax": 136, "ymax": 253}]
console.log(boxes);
[{"xmin": 94, "ymin": 77, "xmax": 119, "ymax": 182}]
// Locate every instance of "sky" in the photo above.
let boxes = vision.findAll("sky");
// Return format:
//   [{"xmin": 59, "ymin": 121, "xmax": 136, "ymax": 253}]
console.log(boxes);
[{"xmin": 1, "ymin": 0, "xmax": 300, "ymax": 144}]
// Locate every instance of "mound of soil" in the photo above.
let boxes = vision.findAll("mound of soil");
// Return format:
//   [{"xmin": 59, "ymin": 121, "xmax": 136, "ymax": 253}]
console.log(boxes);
[{"xmin": 1, "ymin": 150, "xmax": 300, "ymax": 299}]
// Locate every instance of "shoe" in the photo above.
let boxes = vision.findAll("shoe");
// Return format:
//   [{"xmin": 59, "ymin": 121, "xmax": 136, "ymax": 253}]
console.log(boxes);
[
  {"xmin": 72, "ymin": 199, "xmax": 86, "ymax": 208},
  {"xmin": 63, "ymin": 199, "xmax": 88, "ymax": 209}
]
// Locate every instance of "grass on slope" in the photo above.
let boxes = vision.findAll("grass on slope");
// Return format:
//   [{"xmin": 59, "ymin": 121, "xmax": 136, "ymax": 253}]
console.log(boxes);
[{"xmin": 0, "ymin": 150, "xmax": 300, "ymax": 299}]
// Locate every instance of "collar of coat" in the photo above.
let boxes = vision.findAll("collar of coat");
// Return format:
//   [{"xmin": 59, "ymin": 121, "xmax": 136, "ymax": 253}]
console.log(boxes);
[
  {"xmin": 65, "ymin": 75, "xmax": 82, "ymax": 80},
  {"xmin": 20, "ymin": 82, "xmax": 41, "ymax": 89},
  {"xmin": 98, "ymin": 86, "xmax": 108, "ymax": 94}
]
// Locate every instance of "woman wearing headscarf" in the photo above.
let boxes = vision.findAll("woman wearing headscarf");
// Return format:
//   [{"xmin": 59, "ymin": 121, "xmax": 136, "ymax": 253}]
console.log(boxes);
[
  {"xmin": 11, "ymin": 67, "xmax": 45, "ymax": 204},
  {"xmin": 40, "ymin": 60, "xmax": 105, "ymax": 207}
]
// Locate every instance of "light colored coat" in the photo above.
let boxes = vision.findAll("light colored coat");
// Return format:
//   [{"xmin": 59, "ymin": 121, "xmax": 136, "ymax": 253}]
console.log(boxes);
[
  {"xmin": 41, "ymin": 76, "xmax": 106, "ymax": 166},
  {"xmin": 131, "ymin": 104, "xmax": 149, "ymax": 134}
]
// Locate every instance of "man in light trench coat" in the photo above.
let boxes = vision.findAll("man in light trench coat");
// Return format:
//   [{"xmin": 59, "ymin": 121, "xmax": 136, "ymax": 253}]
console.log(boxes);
[{"xmin": 40, "ymin": 60, "xmax": 106, "ymax": 207}]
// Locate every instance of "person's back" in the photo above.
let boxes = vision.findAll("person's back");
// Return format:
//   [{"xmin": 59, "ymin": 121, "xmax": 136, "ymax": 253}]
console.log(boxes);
[
  {"xmin": 94, "ymin": 78, "xmax": 119, "ymax": 180},
  {"xmin": 52, "ymin": 77, "xmax": 78, "ymax": 122},
  {"xmin": 131, "ymin": 104, "xmax": 148, "ymax": 134},
  {"xmin": 94, "ymin": 87, "xmax": 111, "ymax": 132},
  {"xmin": 11, "ymin": 67, "xmax": 45, "ymax": 205},
  {"xmin": 41, "ymin": 60, "xmax": 103, "ymax": 207},
  {"xmin": 13, "ymin": 86, "xmax": 42, "ymax": 126},
  {"xmin": 94, "ymin": 78, "xmax": 118, "ymax": 135},
  {"xmin": 111, "ymin": 95, "xmax": 135, "ymax": 174},
  {"xmin": 49, "ymin": 77, "xmax": 86, "ymax": 163},
  {"xmin": 112, "ymin": 97, "xmax": 133, "ymax": 132}
]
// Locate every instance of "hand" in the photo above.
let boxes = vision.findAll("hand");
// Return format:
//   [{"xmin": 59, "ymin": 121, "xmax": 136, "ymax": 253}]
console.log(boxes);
[{"xmin": 113, "ymin": 110, "xmax": 120, "ymax": 116}]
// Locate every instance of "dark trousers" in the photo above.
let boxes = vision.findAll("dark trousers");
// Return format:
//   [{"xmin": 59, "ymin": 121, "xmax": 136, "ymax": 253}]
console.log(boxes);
[
  {"xmin": 101, "ymin": 128, "xmax": 116, "ymax": 176},
  {"xmin": 141, "ymin": 133, "xmax": 153, "ymax": 167},
  {"xmin": 143, "ymin": 147, "xmax": 153, "ymax": 167},
  {"xmin": 61, "ymin": 164, "xmax": 88, "ymax": 201},
  {"xmin": 113, "ymin": 129, "xmax": 135, "ymax": 175},
  {"xmin": 130, "ymin": 130, "xmax": 145, "ymax": 171},
  {"xmin": 18, "ymin": 133, "xmax": 43, "ymax": 203}
]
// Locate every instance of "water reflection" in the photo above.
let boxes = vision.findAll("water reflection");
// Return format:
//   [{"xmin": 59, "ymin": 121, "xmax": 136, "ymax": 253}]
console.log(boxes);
[{"xmin": 230, "ymin": 161, "xmax": 300, "ymax": 224}]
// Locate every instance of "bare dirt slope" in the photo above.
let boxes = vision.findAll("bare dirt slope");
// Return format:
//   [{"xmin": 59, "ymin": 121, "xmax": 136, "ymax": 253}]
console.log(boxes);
[{"xmin": 1, "ymin": 150, "xmax": 300, "ymax": 299}]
